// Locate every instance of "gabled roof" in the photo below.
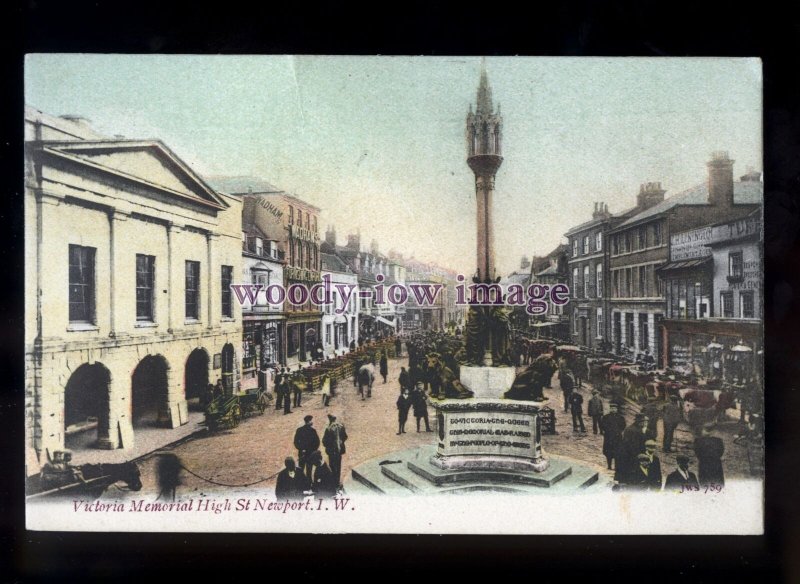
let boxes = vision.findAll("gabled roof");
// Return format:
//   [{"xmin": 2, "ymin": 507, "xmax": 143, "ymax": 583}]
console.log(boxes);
[
  {"xmin": 321, "ymin": 252, "xmax": 351, "ymax": 273},
  {"xmin": 42, "ymin": 140, "xmax": 228, "ymax": 210},
  {"xmin": 616, "ymin": 181, "xmax": 763, "ymax": 229}
]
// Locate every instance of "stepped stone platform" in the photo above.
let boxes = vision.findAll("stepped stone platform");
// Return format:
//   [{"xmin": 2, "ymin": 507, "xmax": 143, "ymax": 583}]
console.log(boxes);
[{"xmin": 348, "ymin": 444, "xmax": 606, "ymax": 496}]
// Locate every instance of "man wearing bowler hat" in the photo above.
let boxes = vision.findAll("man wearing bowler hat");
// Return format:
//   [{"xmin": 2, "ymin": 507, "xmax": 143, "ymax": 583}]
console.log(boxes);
[{"xmin": 293, "ymin": 415, "xmax": 320, "ymax": 480}]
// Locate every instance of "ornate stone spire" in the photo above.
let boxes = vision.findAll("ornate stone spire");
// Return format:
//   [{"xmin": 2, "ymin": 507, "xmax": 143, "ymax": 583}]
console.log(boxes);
[{"xmin": 476, "ymin": 58, "xmax": 494, "ymax": 115}]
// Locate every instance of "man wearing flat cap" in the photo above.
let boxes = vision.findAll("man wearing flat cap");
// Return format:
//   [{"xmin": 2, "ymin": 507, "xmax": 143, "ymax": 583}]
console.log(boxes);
[
  {"xmin": 644, "ymin": 439, "xmax": 662, "ymax": 490},
  {"xmin": 294, "ymin": 415, "xmax": 320, "ymax": 481},
  {"xmin": 664, "ymin": 455, "xmax": 700, "ymax": 492},
  {"xmin": 588, "ymin": 389, "xmax": 605, "ymax": 435}
]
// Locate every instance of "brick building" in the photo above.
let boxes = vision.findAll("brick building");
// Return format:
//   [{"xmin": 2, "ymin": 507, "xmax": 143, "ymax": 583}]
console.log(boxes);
[{"xmin": 607, "ymin": 152, "xmax": 761, "ymax": 365}]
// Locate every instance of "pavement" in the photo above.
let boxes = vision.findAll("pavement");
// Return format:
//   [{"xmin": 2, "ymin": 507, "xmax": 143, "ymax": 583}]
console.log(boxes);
[{"xmin": 98, "ymin": 355, "xmax": 758, "ymax": 501}]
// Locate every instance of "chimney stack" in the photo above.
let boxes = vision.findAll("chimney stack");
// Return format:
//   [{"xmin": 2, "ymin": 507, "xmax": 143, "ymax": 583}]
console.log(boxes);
[
  {"xmin": 325, "ymin": 225, "xmax": 337, "ymax": 247},
  {"xmin": 707, "ymin": 151, "xmax": 735, "ymax": 207},
  {"xmin": 637, "ymin": 182, "xmax": 666, "ymax": 210}
]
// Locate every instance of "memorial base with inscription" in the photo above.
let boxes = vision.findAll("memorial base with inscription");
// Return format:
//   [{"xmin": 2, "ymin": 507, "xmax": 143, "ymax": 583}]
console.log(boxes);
[
  {"xmin": 347, "ymin": 366, "xmax": 604, "ymax": 495},
  {"xmin": 431, "ymin": 399, "xmax": 549, "ymax": 473}
]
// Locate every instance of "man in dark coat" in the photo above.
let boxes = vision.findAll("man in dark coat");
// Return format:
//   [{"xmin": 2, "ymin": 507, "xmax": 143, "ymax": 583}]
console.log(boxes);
[
  {"xmin": 616, "ymin": 413, "xmax": 648, "ymax": 485},
  {"xmin": 568, "ymin": 391, "xmax": 586, "ymax": 433},
  {"xmin": 642, "ymin": 400, "xmax": 660, "ymax": 442},
  {"xmin": 600, "ymin": 402, "xmax": 626, "ymax": 470},
  {"xmin": 693, "ymin": 424, "xmax": 725, "ymax": 486},
  {"xmin": 627, "ymin": 453, "xmax": 657, "ymax": 490},
  {"xmin": 588, "ymin": 390, "xmax": 604, "ymax": 434},
  {"xmin": 395, "ymin": 336, "xmax": 402, "ymax": 357},
  {"xmin": 664, "ymin": 455, "xmax": 700, "ymax": 492},
  {"xmin": 293, "ymin": 415, "xmax": 320, "ymax": 480},
  {"xmin": 309, "ymin": 450, "xmax": 336, "ymax": 499},
  {"xmin": 643, "ymin": 439, "xmax": 662, "ymax": 490},
  {"xmin": 292, "ymin": 366, "xmax": 305, "ymax": 408},
  {"xmin": 411, "ymin": 384, "xmax": 431, "ymax": 432},
  {"xmin": 398, "ymin": 367, "xmax": 410, "ymax": 393},
  {"xmin": 662, "ymin": 395, "xmax": 683, "ymax": 453},
  {"xmin": 274, "ymin": 368, "xmax": 285, "ymax": 410},
  {"xmin": 396, "ymin": 389, "xmax": 412, "ymax": 434},
  {"xmin": 275, "ymin": 457, "xmax": 309, "ymax": 501},
  {"xmin": 379, "ymin": 350, "xmax": 389, "ymax": 384},
  {"xmin": 322, "ymin": 414, "xmax": 348, "ymax": 490},
  {"xmin": 559, "ymin": 366, "xmax": 575, "ymax": 414}
]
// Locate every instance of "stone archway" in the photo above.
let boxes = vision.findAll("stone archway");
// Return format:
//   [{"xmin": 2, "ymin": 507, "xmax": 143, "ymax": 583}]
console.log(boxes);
[
  {"xmin": 131, "ymin": 355, "xmax": 170, "ymax": 428},
  {"xmin": 64, "ymin": 362, "xmax": 111, "ymax": 451},
  {"xmin": 185, "ymin": 348, "xmax": 210, "ymax": 412}
]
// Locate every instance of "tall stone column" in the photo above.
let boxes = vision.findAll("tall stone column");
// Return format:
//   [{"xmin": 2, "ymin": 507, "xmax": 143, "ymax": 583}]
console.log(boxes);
[
  {"xmin": 108, "ymin": 209, "xmax": 129, "ymax": 338},
  {"xmin": 206, "ymin": 232, "xmax": 218, "ymax": 329},
  {"xmin": 166, "ymin": 222, "xmax": 179, "ymax": 333}
]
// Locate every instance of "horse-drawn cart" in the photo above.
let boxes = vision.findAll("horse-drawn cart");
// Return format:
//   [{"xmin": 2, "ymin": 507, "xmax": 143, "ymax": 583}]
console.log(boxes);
[
  {"xmin": 204, "ymin": 395, "xmax": 242, "ymax": 432},
  {"xmin": 239, "ymin": 388, "xmax": 270, "ymax": 418}
]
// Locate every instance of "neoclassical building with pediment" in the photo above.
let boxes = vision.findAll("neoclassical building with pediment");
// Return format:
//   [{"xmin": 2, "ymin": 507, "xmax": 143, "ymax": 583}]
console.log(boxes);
[{"xmin": 24, "ymin": 107, "xmax": 243, "ymax": 475}]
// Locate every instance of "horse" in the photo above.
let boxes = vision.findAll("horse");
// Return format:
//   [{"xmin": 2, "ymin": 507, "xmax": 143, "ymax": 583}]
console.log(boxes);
[
  {"xmin": 357, "ymin": 363, "xmax": 375, "ymax": 399},
  {"xmin": 38, "ymin": 461, "xmax": 142, "ymax": 499}
]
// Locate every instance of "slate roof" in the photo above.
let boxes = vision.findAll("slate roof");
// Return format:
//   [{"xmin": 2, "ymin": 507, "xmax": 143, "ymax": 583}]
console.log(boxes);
[
  {"xmin": 321, "ymin": 252, "xmax": 350, "ymax": 273},
  {"xmin": 205, "ymin": 175, "xmax": 282, "ymax": 195},
  {"xmin": 616, "ymin": 181, "xmax": 763, "ymax": 229}
]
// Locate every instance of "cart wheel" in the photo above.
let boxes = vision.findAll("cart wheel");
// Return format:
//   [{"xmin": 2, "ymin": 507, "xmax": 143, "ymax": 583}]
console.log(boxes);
[
  {"xmin": 232, "ymin": 404, "xmax": 242, "ymax": 426},
  {"xmin": 257, "ymin": 395, "xmax": 267, "ymax": 414}
]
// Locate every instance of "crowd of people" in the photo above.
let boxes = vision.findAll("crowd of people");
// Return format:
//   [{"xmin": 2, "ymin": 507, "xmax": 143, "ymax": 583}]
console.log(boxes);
[{"xmin": 514, "ymin": 336, "xmax": 734, "ymax": 492}]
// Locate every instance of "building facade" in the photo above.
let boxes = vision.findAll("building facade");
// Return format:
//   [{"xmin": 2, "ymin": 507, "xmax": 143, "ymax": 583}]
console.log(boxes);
[
  {"xmin": 607, "ymin": 153, "xmax": 761, "ymax": 366},
  {"xmin": 240, "ymin": 212, "xmax": 286, "ymax": 389},
  {"xmin": 659, "ymin": 207, "xmax": 762, "ymax": 380},
  {"xmin": 565, "ymin": 202, "xmax": 615, "ymax": 351},
  {"xmin": 529, "ymin": 244, "xmax": 570, "ymax": 341},
  {"xmin": 25, "ymin": 108, "xmax": 243, "ymax": 473},
  {"xmin": 320, "ymin": 252, "xmax": 359, "ymax": 356}
]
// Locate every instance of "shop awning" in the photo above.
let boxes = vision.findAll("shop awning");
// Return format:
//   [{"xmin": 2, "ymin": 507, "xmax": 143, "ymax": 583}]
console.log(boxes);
[
  {"xmin": 533, "ymin": 322, "xmax": 558, "ymax": 328},
  {"xmin": 656, "ymin": 257, "xmax": 712, "ymax": 272}
]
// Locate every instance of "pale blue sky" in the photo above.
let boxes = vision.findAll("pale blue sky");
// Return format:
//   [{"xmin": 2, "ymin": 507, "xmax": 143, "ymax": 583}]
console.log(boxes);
[{"xmin": 25, "ymin": 55, "xmax": 762, "ymax": 275}]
